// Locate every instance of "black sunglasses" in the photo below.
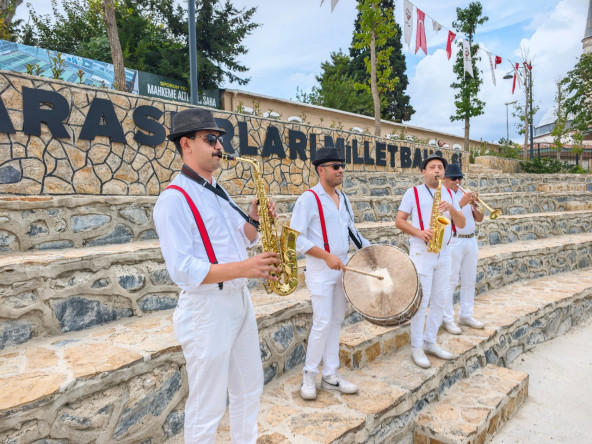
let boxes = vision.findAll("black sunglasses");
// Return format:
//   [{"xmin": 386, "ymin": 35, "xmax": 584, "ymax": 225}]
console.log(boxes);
[
  {"xmin": 321, "ymin": 163, "xmax": 346, "ymax": 171},
  {"xmin": 449, "ymin": 176, "xmax": 463, "ymax": 181},
  {"xmin": 188, "ymin": 133, "xmax": 224, "ymax": 146}
]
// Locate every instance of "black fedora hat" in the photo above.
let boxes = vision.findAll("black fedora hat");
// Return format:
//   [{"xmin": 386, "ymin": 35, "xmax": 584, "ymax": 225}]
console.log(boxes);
[
  {"xmin": 167, "ymin": 108, "xmax": 226, "ymax": 141},
  {"xmin": 445, "ymin": 163, "xmax": 464, "ymax": 178},
  {"xmin": 420, "ymin": 153, "xmax": 448, "ymax": 171},
  {"xmin": 312, "ymin": 147, "xmax": 344, "ymax": 166}
]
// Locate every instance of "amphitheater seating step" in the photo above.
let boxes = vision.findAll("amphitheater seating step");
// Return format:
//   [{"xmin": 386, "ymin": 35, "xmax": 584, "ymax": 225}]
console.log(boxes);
[
  {"xmin": 414, "ymin": 364, "xmax": 529, "ymax": 444},
  {"xmin": 1, "ymin": 268, "xmax": 590, "ymax": 443}
]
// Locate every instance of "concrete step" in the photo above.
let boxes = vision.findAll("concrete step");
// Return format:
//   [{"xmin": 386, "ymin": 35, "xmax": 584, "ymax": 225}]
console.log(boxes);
[
  {"xmin": 414, "ymin": 364, "xmax": 528, "ymax": 444},
  {"xmin": 2, "ymin": 190, "xmax": 592, "ymax": 253},
  {"xmin": 1, "ymin": 268, "xmax": 591, "ymax": 443},
  {"xmin": 2, "ymin": 231, "xmax": 591, "ymax": 349}
]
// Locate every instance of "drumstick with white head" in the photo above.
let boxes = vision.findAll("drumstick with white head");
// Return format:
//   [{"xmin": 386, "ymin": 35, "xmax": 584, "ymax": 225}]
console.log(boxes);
[{"xmin": 344, "ymin": 266, "xmax": 384, "ymax": 280}]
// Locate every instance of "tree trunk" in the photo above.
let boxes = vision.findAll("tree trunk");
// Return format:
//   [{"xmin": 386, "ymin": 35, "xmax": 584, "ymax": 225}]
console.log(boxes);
[
  {"xmin": 464, "ymin": 117, "xmax": 470, "ymax": 152},
  {"xmin": 370, "ymin": 4, "xmax": 381, "ymax": 137},
  {"xmin": 104, "ymin": 0, "xmax": 126, "ymax": 92}
]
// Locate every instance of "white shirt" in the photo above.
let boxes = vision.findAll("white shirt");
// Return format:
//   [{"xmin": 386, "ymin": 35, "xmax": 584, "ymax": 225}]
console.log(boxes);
[
  {"xmin": 153, "ymin": 172, "xmax": 258, "ymax": 293},
  {"xmin": 399, "ymin": 184, "xmax": 460, "ymax": 251},
  {"xmin": 290, "ymin": 183, "xmax": 370, "ymax": 275},
  {"xmin": 450, "ymin": 188, "xmax": 476, "ymax": 235}
]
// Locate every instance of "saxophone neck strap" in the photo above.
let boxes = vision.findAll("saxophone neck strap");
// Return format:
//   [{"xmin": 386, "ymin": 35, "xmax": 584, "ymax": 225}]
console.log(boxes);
[
  {"xmin": 180, "ymin": 164, "xmax": 259, "ymax": 231},
  {"xmin": 165, "ymin": 184, "xmax": 223, "ymax": 290},
  {"xmin": 307, "ymin": 189, "xmax": 330, "ymax": 252},
  {"xmin": 446, "ymin": 188, "xmax": 456, "ymax": 234},
  {"xmin": 338, "ymin": 190, "xmax": 363, "ymax": 250}
]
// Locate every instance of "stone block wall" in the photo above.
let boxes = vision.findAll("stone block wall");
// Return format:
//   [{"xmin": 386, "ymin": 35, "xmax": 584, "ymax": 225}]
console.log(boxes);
[{"xmin": 0, "ymin": 71, "xmax": 468, "ymax": 197}]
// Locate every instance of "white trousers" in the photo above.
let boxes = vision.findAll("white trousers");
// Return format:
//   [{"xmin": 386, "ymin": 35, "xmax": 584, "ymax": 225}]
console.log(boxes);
[
  {"xmin": 409, "ymin": 248, "xmax": 451, "ymax": 349},
  {"xmin": 444, "ymin": 236, "xmax": 479, "ymax": 321},
  {"xmin": 172, "ymin": 287, "xmax": 263, "ymax": 444},
  {"xmin": 303, "ymin": 272, "xmax": 347, "ymax": 377}
]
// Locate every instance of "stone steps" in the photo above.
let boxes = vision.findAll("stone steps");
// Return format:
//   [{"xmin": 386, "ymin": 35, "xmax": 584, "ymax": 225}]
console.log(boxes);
[
  {"xmin": 1, "ymin": 268, "xmax": 591, "ymax": 443},
  {"xmin": 414, "ymin": 364, "xmax": 529, "ymax": 444},
  {"xmin": 2, "ymin": 231, "xmax": 591, "ymax": 349},
  {"xmin": 2, "ymin": 190, "xmax": 592, "ymax": 253}
]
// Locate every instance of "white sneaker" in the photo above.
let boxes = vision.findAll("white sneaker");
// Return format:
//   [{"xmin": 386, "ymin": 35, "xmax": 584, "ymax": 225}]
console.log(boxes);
[
  {"xmin": 423, "ymin": 342, "xmax": 454, "ymax": 360},
  {"xmin": 411, "ymin": 347, "xmax": 431, "ymax": 369},
  {"xmin": 458, "ymin": 316, "xmax": 485, "ymax": 329},
  {"xmin": 442, "ymin": 321, "xmax": 462, "ymax": 335},
  {"xmin": 300, "ymin": 370, "xmax": 317, "ymax": 400},
  {"xmin": 321, "ymin": 371, "xmax": 359, "ymax": 394}
]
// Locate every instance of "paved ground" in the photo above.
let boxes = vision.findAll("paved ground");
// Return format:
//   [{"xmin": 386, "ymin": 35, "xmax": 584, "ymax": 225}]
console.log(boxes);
[{"xmin": 493, "ymin": 316, "xmax": 592, "ymax": 443}]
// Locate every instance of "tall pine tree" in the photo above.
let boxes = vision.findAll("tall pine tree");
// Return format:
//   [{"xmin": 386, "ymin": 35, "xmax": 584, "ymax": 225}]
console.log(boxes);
[{"xmin": 349, "ymin": 0, "xmax": 413, "ymax": 122}]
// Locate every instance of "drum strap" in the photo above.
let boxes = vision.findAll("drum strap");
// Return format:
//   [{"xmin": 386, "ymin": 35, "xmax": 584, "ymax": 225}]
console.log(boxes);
[
  {"xmin": 413, "ymin": 187, "xmax": 424, "ymax": 230},
  {"xmin": 166, "ymin": 185, "xmax": 223, "ymax": 290},
  {"xmin": 307, "ymin": 189, "xmax": 330, "ymax": 252}
]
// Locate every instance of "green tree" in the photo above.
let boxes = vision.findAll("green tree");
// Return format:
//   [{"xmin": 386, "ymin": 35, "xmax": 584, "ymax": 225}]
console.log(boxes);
[
  {"xmin": 562, "ymin": 53, "xmax": 592, "ymax": 135},
  {"xmin": 550, "ymin": 79, "xmax": 569, "ymax": 161},
  {"xmin": 450, "ymin": 2, "xmax": 488, "ymax": 151},
  {"xmin": 295, "ymin": 51, "xmax": 374, "ymax": 115},
  {"xmin": 349, "ymin": 0, "xmax": 413, "ymax": 123}
]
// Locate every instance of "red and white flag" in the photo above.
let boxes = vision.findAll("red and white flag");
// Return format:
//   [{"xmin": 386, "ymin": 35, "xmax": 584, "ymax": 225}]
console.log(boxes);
[
  {"xmin": 512, "ymin": 62, "xmax": 519, "ymax": 94},
  {"xmin": 432, "ymin": 19, "xmax": 442, "ymax": 32},
  {"xmin": 415, "ymin": 8, "xmax": 427, "ymax": 55},
  {"xmin": 404, "ymin": 0, "xmax": 413, "ymax": 49},
  {"xmin": 462, "ymin": 40, "xmax": 473, "ymax": 77},
  {"xmin": 446, "ymin": 31, "xmax": 456, "ymax": 60},
  {"xmin": 495, "ymin": 56, "xmax": 502, "ymax": 68}
]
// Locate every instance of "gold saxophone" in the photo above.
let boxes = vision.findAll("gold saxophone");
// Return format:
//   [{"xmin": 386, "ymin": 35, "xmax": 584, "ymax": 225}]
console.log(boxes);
[
  {"xmin": 427, "ymin": 176, "xmax": 451, "ymax": 253},
  {"xmin": 218, "ymin": 153, "xmax": 300, "ymax": 296}
]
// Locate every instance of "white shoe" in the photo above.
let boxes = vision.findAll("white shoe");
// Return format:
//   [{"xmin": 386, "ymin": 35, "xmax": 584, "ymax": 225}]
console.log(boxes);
[
  {"xmin": 411, "ymin": 347, "xmax": 431, "ymax": 369},
  {"xmin": 321, "ymin": 371, "xmax": 358, "ymax": 394},
  {"xmin": 442, "ymin": 321, "xmax": 462, "ymax": 335},
  {"xmin": 423, "ymin": 342, "xmax": 454, "ymax": 360},
  {"xmin": 300, "ymin": 370, "xmax": 317, "ymax": 400},
  {"xmin": 459, "ymin": 316, "xmax": 485, "ymax": 329}
]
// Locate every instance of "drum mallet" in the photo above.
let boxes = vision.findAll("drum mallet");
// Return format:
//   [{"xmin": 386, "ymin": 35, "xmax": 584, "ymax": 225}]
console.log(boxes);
[{"xmin": 344, "ymin": 267, "xmax": 384, "ymax": 280}]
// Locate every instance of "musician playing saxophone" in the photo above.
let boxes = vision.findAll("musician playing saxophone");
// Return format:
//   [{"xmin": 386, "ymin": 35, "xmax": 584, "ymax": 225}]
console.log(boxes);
[
  {"xmin": 395, "ymin": 154, "xmax": 466, "ymax": 369},
  {"xmin": 153, "ymin": 108, "xmax": 280, "ymax": 443}
]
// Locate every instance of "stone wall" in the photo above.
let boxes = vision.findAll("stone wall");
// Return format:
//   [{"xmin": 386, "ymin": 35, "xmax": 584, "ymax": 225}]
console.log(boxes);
[
  {"xmin": 474, "ymin": 155, "xmax": 521, "ymax": 173},
  {"xmin": 0, "ymin": 70, "xmax": 468, "ymax": 197}
]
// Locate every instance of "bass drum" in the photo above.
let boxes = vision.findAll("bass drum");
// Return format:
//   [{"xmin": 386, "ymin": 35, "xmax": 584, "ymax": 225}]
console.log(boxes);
[{"xmin": 342, "ymin": 245, "xmax": 421, "ymax": 326}]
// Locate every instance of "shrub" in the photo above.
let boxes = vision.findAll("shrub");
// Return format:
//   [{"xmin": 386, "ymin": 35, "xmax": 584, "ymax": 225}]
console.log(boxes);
[{"xmin": 519, "ymin": 157, "xmax": 589, "ymax": 174}]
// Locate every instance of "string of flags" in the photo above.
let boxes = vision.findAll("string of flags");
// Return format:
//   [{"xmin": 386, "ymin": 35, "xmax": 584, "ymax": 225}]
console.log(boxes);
[{"xmin": 402, "ymin": 0, "xmax": 531, "ymax": 94}]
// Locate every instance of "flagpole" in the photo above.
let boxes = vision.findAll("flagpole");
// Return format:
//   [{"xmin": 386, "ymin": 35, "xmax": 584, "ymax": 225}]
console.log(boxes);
[{"xmin": 188, "ymin": 0, "xmax": 198, "ymax": 105}]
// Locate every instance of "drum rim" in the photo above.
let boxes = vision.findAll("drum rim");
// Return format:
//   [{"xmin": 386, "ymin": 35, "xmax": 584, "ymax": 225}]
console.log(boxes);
[{"xmin": 342, "ymin": 244, "xmax": 421, "ymax": 325}]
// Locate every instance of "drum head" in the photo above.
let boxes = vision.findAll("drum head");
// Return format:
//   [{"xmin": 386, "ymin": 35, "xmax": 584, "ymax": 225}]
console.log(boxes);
[{"xmin": 343, "ymin": 245, "xmax": 419, "ymax": 325}]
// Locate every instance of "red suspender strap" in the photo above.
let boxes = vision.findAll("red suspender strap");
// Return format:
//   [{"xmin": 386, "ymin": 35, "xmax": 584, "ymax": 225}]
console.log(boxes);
[
  {"xmin": 413, "ymin": 186, "xmax": 424, "ymax": 231},
  {"xmin": 446, "ymin": 188, "xmax": 456, "ymax": 234},
  {"xmin": 166, "ymin": 185, "xmax": 218, "ymax": 264},
  {"xmin": 307, "ymin": 189, "xmax": 330, "ymax": 252}
]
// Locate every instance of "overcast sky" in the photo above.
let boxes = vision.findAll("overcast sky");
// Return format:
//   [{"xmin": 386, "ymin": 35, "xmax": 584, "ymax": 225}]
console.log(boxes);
[{"xmin": 16, "ymin": 0, "xmax": 589, "ymax": 143}]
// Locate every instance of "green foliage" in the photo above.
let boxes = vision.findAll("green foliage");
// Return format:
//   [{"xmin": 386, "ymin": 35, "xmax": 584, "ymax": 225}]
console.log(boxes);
[
  {"xmin": 562, "ymin": 53, "xmax": 592, "ymax": 135},
  {"xmin": 450, "ymin": 2, "xmax": 488, "ymax": 123},
  {"xmin": 76, "ymin": 69, "xmax": 84, "ymax": 83},
  {"xmin": 25, "ymin": 63, "xmax": 43, "ymax": 76},
  {"xmin": 495, "ymin": 138, "xmax": 522, "ymax": 159},
  {"xmin": 550, "ymin": 80, "xmax": 569, "ymax": 158},
  {"xmin": 519, "ymin": 157, "xmax": 588, "ymax": 174},
  {"xmin": 48, "ymin": 52, "xmax": 66, "ymax": 80},
  {"xmin": 15, "ymin": 0, "xmax": 259, "ymax": 90},
  {"xmin": 298, "ymin": 0, "xmax": 413, "ymax": 122}
]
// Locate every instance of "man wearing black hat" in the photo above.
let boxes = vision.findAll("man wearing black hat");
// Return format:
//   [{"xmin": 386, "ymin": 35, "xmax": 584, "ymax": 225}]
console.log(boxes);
[
  {"xmin": 395, "ymin": 153, "xmax": 466, "ymax": 369},
  {"xmin": 442, "ymin": 164, "xmax": 485, "ymax": 334},
  {"xmin": 290, "ymin": 146, "xmax": 370, "ymax": 400},
  {"xmin": 153, "ymin": 108, "xmax": 280, "ymax": 443}
]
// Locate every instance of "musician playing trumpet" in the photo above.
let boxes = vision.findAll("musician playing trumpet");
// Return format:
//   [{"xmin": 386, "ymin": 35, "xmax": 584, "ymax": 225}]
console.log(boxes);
[
  {"xmin": 395, "ymin": 154, "xmax": 466, "ymax": 369},
  {"xmin": 441, "ymin": 164, "xmax": 485, "ymax": 334}
]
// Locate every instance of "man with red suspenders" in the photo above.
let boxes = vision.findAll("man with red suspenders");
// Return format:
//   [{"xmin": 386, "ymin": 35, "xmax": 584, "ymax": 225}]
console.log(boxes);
[
  {"xmin": 442, "ymin": 163, "xmax": 485, "ymax": 334},
  {"xmin": 153, "ymin": 108, "xmax": 280, "ymax": 444},
  {"xmin": 290, "ymin": 146, "xmax": 370, "ymax": 400},
  {"xmin": 395, "ymin": 154, "xmax": 466, "ymax": 369}
]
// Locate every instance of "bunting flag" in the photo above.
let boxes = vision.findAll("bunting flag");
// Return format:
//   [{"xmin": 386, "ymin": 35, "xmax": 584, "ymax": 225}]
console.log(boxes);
[
  {"xmin": 415, "ymin": 8, "xmax": 427, "ymax": 55},
  {"xmin": 320, "ymin": 0, "xmax": 339, "ymax": 12},
  {"xmin": 487, "ymin": 52, "xmax": 496, "ymax": 86},
  {"xmin": 512, "ymin": 62, "xmax": 519, "ymax": 94},
  {"xmin": 495, "ymin": 55, "xmax": 502, "ymax": 68},
  {"xmin": 432, "ymin": 19, "xmax": 442, "ymax": 32},
  {"xmin": 446, "ymin": 31, "xmax": 456, "ymax": 60},
  {"xmin": 462, "ymin": 40, "xmax": 473, "ymax": 77},
  {"xmin": 404, "ymin": 0, "xmax": 413, "ymax": 49}
]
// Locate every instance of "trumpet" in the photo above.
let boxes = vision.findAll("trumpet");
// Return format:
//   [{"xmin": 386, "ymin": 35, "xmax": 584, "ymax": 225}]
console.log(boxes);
[{"xmin": 457, "ymin": 185, "xmax": 502, "ymax": 220}]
